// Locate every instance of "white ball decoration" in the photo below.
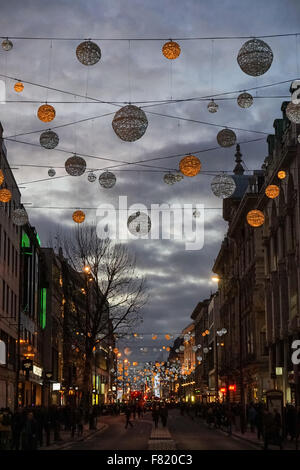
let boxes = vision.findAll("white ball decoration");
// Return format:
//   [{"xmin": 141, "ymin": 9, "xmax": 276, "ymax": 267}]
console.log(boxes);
[
  {"xmin": 217, "ymin": 129, "xmax": 237, "ymax": 147},
  {"xmin": 286, "ymin": 101, "xmax": 300, "ymax": 124},
  {"xmin": 164, "ymin": 173, "xmax": 176, "ymax": 185},
  {"xmin": 237, "ymin": 39, "xmax": 273, "ymax": 76},
  {"xmin": 87, "ymin": 171, "xmax": 97, "ymax": 182},
  {"xmin": 12, "ymin": 208, "xmax": 28, "ymax": 226},
  {"xmin": 127, "ymin": 211, "xmax": 151, "ymax": 236},
  {"xmin": 65, "ymin": 155, "xmax": 86, "ymax": 176},
  {"xmin": 197, "ymin": 355, "xmax": 203, "ymax": 361},
  {"xmin": 99, "ymin": 171, "xmax": 116, "ymax": 188},
  {"xmin": 237, "ymin": 92, "xmax": 253, "ymax": 108},
  {"xmin": 112, "ymin": 105, "xmax": 148, "ymax": 142},
  {"xmin": 207, "ymin": 100, "xmax": 218, "ymax": 113},
  {"xmin": 76, "ymin": 41, "xmax": 101, "ymax": 65},
  {"xmin": 211, "ymin": 174, "xmax": 236, "ymax": 198},
  {"xmin": 2, "ymin": 39, "xmax": 13, "ymax": 51},
  {"xmin": 179, "ymin": 345, "xmax": 185, "ymax": 351},
  {"xmin": 40, "ymin": 130, "xmax": 59, "ymax": 149}
]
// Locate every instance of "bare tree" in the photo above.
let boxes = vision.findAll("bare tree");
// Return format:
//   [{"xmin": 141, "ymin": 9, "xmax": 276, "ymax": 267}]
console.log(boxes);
[{"xmin": 52, "ymin": 224, "xmax": 147, "ymax": 411}]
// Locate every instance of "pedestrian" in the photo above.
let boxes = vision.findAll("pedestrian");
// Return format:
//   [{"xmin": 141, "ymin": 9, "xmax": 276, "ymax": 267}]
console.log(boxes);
[
  {"xmin": 21, "ymin": 411, "xmax": 38, "ymax": 450},
  {"xmin": 152, "ymin": 405, "xmax": 160, "ymax": 429},
  {"xmin": 160, "ymin": 405, "xmax": 168, "ymax": 427},
  {"xmin": 248, "ymin": 403, "xmax": 257, "ymax": 433},
  {"xmin": 125, "ymin": 406, "xmax": 133, "ymax": 429},
  {"xmin": 11, "ymin": 408, "xmax": 24, "ymax": 450},
  {"xmin": 77, "ymin": 408, "xmax": 84, "ymax": 436}
]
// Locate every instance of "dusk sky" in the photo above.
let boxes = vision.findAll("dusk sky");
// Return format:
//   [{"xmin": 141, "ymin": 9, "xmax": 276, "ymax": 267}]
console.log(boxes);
[{"xmin": 0, "ymin": 0, "xmax": 299, "ymax": 363}]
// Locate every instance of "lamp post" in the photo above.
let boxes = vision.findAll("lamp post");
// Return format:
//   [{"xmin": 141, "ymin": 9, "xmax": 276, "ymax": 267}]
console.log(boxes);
[{"xmin": 212, "ymin": 273, "xmax": 245, "ymax": 433}]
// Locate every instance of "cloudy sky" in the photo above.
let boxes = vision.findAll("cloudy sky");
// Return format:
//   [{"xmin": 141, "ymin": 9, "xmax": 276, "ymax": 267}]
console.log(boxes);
[{"xmin": 0, "ymin": 0, "xmax": 299, "ymax": 362}]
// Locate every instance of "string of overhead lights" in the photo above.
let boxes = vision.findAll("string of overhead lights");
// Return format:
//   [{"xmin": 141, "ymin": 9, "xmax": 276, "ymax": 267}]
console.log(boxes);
[{"xmin": 1, "ymin": 32, "xmax": 299, "ymax": 40}]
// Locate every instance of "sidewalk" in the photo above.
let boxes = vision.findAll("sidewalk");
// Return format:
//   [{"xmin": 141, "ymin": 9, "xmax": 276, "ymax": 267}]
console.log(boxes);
[
  {"xmin": 220, "ymin": 424, "xmax": 299, "ymax": 450},
  {"xmin": 39, "ymin": 422, "xmax": 107, "ymax": 450}
]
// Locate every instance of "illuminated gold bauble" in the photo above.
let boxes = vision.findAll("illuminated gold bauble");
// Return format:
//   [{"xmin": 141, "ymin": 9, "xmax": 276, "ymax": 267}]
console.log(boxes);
[
  {"xmin": 37, "ymin": 104, "xmax": 56, "ymax": 122},
  {"xmin": 162, "ymin": 41, "xmax": 181, "ymax": 59},
  {"xmin": 265, "ymin": 184, "xmax": 280, "ymax": 199},
  {"xmin": 0, "ymin": 170, "xmax": 4, "ymax": 185},
  {"xmin": 277, "ymin": 170, "xmax": 286, "ymax": 180},
  {"xmin": 72, "ymin": 210, "xmax": 85, "ymax": 224},
  {"xmin": 0, "ymin": 188, "xmax": 12, "ymax": 202},
  {"xmin": 2, "ymin": 39, "xmax": 13, "ymax": 51},
  {"xmin": 165, "ymin": 334, "xmax": 171, "ymax": 340},
  {"xmin": 179, "ymin": 155, "xmax": 201, "ymax": 177},
  {"xmin": 152, "ymin": 335, "xmax": 157, "ymax": 340},
  {"xmin": 14, "ymin": 82, "xmax": 24, "ymax": 93},
  {"xmin": 247, "ymin": 209, "xmax": 265, "ymax": 227}
]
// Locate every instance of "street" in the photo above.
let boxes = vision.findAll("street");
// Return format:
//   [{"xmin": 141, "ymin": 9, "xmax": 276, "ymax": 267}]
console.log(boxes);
[{"xmin": 63, "ymin": 409, "xmax": 257, "ymax": 451}]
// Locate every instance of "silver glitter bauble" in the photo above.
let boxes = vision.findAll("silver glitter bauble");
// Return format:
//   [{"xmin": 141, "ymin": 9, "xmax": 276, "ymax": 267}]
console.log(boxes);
[
  {"xmin": 40, "ymin": 130, "xmax": 59, "ymax": 149},
  {"xmin": 174, "ymin": 171, "xmax": 184, "ymax": 182},
  {"xmin": 127, "ymin": 211, "xmax": 151, "ymax": 236},
  {"xmin": 179, "ymin": 345, "xmax": 185, "ymax": 351},
  {"xmin": 76, "ymin": 41, "xmax": 101, "ymax": 65},
  {"xmin": 12, "ymin": 208, "xmax": 28, "ymax": 226},
  {"xmin": 87, "ymin": 171, "xmax": 97, "ymax": 182},
  {"xmin": 65, "ymin": 155, "xmax": 86, "ymax": 176},
  {"xmin": 164, "ymin": 173, "xmax": 176, "ymax": 185},
  {"xmin": 99, "ymin": 171, "xmax": 116, "ymax": 188},
  {"xmin": 2, "ymin": 39, "xmax": 13, "ymax": 51},
  {"xmin": 217, "ymin": 129, "xmax": 237, "ymax": 147},
  {"xmin": 237, "ymin": 92, "xmax": 253, "ymax": 108},
  {"xmin": 197, "ymin": 355, "xmax": 203, "ymax": 361},
  {"xmin": 211, "ymin": 174, "xmax": 236, "ymax": 198},
  {"xmin": 48, "ymin": 168, "xmax": 56, "ymax": 177},
  {"xmin": 112, "ymin": 105, "xmax": 148, "ymax": 142},
  {"xmin": 237, "ymin": 39, "xmax": 273, "ymax": 76},
  {"xmin": 286, "ymin": 101, "xmax": 300, "ymax": 124},
  {"xmin": 207, "ymin": 100, "xmax": 218, "ymax": 113}
]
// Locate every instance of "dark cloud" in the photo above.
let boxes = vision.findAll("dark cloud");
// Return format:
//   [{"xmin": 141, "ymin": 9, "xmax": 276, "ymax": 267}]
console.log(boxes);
[{"xmin": 0, "ymin": 0, "xmax": 299, "ymax": 362}]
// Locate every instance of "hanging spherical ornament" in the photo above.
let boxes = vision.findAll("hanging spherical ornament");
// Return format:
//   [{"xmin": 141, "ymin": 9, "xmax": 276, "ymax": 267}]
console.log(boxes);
[
  {"xmin": 14, "ymin": 82, "xmax": 24, "ymax": 93},
  {"xmin": 0, "ymin": 188, "xmax": 12, "ymax": 202},
  {"xmin": 112, "ymin": 105, "xmax": 148, "ymax": 142},
  {"xmin": 174, "ymin": 171, "xmax": 184, "ymax": 182},
  {"xmin": 2, "ymin": 39, "xmax": 13, "ymax": 51},
  {"xmin": 197, "ymin": 355, "xmax": 203, "ymax": 362},
  {"xmin": 37, "ymin": 104, "xmax": 56, "ymax": 123},
  {"xmin": 76, "ymin": 40, "xmax": 101, "ymax": 66},
  {"xmin": 207, "ymin": 100, "xmax": 218, "ymax": 113},
  {"xmin": 99, "ymin": 171, "xmax": 116, "ymax": 188},
  {"xmin": 237, "ymin": 92, "xmax": 253, "ymax": 108},
  {"xmin": 211, "ymin": 174, "xmax": 236, "ymax": 199},
  {"xmin": 265, "ymin": 184, "xmax": 280, "ymax": 199},
  {"xmin": 48, "ymin": 168, "xmax": 56, "ymax": 177},
  {"xmin": 12, "ymin": 208, "xmax": 28, "ymax": 226},
  {"xmin": 162, "ymin": 40, "xmax": 181, "ymax": 59},
  {"xmin": 0, "ymin": 169, "xmax": 4, "ymax": 185},
  {"xmin": 165, "ymin": 334, "xmax": 171, "ymax": 340},
  {"xmin": 192, "ymin": 345, "xmax": 198, "ymax": 352},
  {"xmin": 217, "ymin": 129, "xmax": 237, "ymax": 147},
  {"xmin": 237, "ymin": 39, "xmax": 273, "ymax": 76},
  {"xmin": 193, "ymin": 209, "xmax": 201, "ymax": 218},
  {"xmin": 203, "ymin": 347, "xmax": 209, "ymax": 354},
  {"xmin": 179, "ymin": 345, "xmax": 185, "ymax": 351},
  {"xmin": 40, "ymin": 130, "xmax": 59, "ymax": 149},
  {"xmin": 247, "ymin": 209, "xmax": 265, "ymax": 227},
  {"xmin": 277, "ymin": 170, "xmax": 286, "ymax": 180},
  {"xmin": 87, "ymin": 171, "xmax": 97, "ymax": 183},
  {"xmin": 286, "ymin": 101, "xmax": 300, "ymax": 124},
  {"xmin": 72, "ymin": 210, "xmax": 85, "ymax": 224},
  {"xmin": 65, "ymin": 155, "xmax": 86, "ymax": 176},
  {"xmin": 179, "ymin": 155, "xmax": 201, "ymax": 177},
  {"xmin": 127, "ymin": 211, "xmax": 151, "ymax": 236},
  {"xmin": 184, "ymin": 334, "xmax": 190, "ymax": 342},
  {"xmin": 163, "ymin": 173, "xmax": 176, "ymax": 185}
]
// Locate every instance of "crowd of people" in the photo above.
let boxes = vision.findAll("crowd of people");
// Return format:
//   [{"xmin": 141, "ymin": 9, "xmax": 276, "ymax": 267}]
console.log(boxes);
[
  {"xmin": 0, "ymin": 405, "xmax": 100, "ymax": 450},
  {"xmin": 1, "ymin": 400, "xmax": 300, "ymax": 450},
  {"xmin": 178, "ymin": 401, "xmax": 300, "ymax": 449}
]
